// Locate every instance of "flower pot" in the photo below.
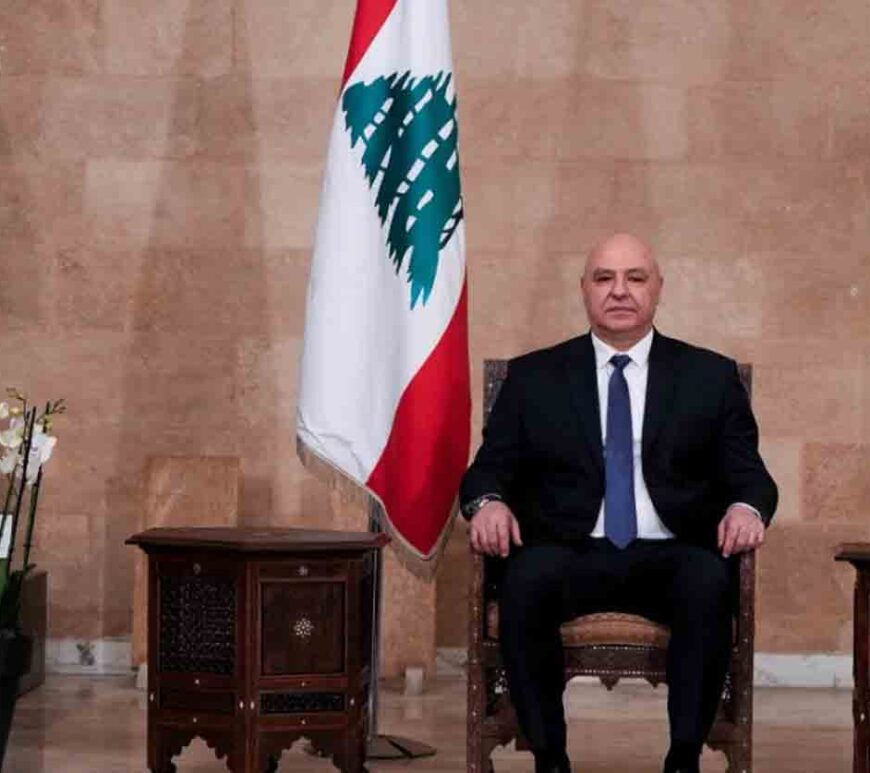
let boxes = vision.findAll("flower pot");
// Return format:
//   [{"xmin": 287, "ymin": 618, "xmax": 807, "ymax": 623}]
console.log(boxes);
[{"xmin": 0, "ymin": 628, "xmax": 32, "ymax": 770}]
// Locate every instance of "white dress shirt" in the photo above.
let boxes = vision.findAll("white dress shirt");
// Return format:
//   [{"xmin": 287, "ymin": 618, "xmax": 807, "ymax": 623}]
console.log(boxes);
[{"xmin": 589, "ymin": 330, "xmax": 675, "ymax": 540}]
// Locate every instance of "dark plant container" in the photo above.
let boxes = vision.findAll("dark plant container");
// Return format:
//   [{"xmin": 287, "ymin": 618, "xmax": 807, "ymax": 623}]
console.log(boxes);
[{"xmin": 0, "ymin": 628, "xmax": 32, "ymax": 770}]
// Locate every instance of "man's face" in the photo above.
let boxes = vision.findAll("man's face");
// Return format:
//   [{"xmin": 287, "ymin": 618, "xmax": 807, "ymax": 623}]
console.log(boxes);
[{"xmin": 580, "ymin": 238, "xmax": 662, "ymax": 342}]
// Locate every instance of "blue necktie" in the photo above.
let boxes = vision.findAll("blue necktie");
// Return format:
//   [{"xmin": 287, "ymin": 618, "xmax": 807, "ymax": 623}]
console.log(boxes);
[{"xmin": 605, "ymin": 354, "xmax": 637, "ymax": 549}]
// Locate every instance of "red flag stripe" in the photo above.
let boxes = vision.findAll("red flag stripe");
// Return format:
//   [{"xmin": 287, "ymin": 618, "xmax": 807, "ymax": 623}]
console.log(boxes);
[
  {"xmin": 366, "ymin": 282, "xmax": 471, "ymax": 558},
  {"xmin": 342, "ymin": 0, "xmax": 400, "ymax": 87}
]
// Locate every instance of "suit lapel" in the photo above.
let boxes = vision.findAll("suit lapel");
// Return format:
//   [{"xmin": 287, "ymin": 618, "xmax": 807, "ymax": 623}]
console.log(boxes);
[
  {"xmin": 564, "ymin": 335, "xmax": 604, "ymax": 470},
  {"xmin": 642, "ymin": 330, "xmax": 679, "ymax": 458}
]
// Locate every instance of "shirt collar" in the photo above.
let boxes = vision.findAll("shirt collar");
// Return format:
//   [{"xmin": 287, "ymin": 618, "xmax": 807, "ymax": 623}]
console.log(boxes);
[{"xmin": 591, "ymin": 328, "xmax": 654, "ymax": 370}]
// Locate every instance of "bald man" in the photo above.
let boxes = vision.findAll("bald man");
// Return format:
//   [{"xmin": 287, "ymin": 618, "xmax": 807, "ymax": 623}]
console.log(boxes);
[{"xmin": 460, "ymin": 235, "xmax": 777, "ymax": 773}]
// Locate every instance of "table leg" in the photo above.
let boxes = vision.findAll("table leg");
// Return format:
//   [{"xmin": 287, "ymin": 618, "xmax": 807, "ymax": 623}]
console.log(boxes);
[{"xmin": 854, "ymin": 573, "xmax": 869, "ymax": 773}]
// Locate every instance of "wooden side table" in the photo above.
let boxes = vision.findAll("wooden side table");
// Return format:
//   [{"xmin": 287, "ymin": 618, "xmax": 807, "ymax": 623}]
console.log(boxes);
[
  {"xmin": 836, "ymin": 544, "xmax": 870, "ymax": 773},
  {"xmin": 127, "ymin": 527, "xmax": 389, "ymax": 773}
]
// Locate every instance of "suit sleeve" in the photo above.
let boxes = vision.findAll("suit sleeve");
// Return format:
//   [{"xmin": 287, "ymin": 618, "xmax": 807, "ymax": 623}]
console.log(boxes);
[
  {"xmin": 459, "ymin": 364, "xmax": 524, "ymax": 518},
  {"xmin": 716, "ymin": 361, "xmax": 778, "ymax": 524}
]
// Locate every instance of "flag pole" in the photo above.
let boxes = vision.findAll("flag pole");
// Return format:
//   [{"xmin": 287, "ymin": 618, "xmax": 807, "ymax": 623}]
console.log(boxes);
[{"xmin": 365, "ymin": 500, "xmax": 436, "ymax": 760}]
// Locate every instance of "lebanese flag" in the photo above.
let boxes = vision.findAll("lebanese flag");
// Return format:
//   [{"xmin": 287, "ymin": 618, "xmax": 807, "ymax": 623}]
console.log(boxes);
[{"xmin": 297, "ymin": 0, "xmax": 470, "ymax": 564}]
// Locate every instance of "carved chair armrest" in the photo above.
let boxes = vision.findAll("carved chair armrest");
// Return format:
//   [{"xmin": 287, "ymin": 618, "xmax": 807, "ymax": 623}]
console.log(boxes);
[
  {"xmin": 735, "ymin": 549, "xmax": 756, "ymax": 651},
  {"xmin": 468, "ymin": 548, "xmax": 487, "ymax": 654}
]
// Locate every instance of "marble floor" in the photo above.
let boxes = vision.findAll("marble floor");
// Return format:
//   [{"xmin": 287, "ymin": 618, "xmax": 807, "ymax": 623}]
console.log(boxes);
[{"xmin": 4, "ymin": 675, "xmax": 853, "ymax": 772}]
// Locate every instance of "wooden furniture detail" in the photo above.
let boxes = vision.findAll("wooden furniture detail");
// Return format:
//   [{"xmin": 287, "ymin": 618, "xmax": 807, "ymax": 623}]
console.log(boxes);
[
  {"xmin": 132, "ymin": 456, "xmax": 241, "ymax": 669},
  {"xmin": 127, "ymin": 527, "xmax": 388, "ymax": 773},
  {"xmin": 835, "ymin": 544, "xmax": 870, "ymax": 773},
  {"xmin": 467, "ymin": 360, "xmax": 757, "ymax": 773}
]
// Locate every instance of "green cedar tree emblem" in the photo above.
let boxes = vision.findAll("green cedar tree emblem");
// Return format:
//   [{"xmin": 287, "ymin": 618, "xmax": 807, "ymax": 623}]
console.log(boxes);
[{"xmin": 342, "ymin": 71, "xmax": 463, "ymax": 309}]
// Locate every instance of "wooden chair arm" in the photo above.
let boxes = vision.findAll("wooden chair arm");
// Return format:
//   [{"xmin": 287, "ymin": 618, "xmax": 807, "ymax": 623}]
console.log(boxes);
[
  {"xmin": 468, "ymin": 547, "xmax": 486, "ymax": 656},
  {"xmin": 735, "ymin": 549, "xmax": 756, "ymax": 649}
]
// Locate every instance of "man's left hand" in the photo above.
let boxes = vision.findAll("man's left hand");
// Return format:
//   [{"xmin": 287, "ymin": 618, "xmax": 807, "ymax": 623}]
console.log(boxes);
[{"xmin": 717, "ymin": 504, "xmax": 765, "ymax": 558}]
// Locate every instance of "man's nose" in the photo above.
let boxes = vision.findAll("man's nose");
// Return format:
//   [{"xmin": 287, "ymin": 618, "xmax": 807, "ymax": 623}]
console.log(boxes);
[{"xmin": 611, "ymin": 277, "xmax": 628, "ymax": 296}]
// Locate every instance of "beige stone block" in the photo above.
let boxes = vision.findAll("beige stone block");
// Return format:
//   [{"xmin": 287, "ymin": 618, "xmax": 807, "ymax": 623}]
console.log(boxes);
[
  {"xmin": 104, "ymin": 0, "xmax": 232, "ymax": 77},
  {"xmin": 233, "ymin": 336, "xmax": 303, "ymax": 519},
  {"xmin": 582, "ymin": 0, "xmax": 731, "ymax": 84},
  {"xmin": 457, "ymin": 80, "xmax": 519, "ymax": 162},
  {"xmin": 654, "ymin": 253, "xmax": 764, "ymax": 342},
  {"xmin": 831, "ymin": 81, "xmax": 870, "ymax": 159},
  {"xmin": 759, "ymin": 438, "xmax": 801, "ymax": 525},
  {"xmin": 559, "ymin": 81, "xmax": 688, "ymax": 161},
  {"xmin": 53, "ymin": 248, "xmax": 136, "ymax": 331},
  {"xmin": 132, "ymin": 455, "xmax": 240, "ymax": 664},
  {"xmin": 118, "ymin": 334, "xmax": 240, "ymax": 438},
  {"xmin": 752, "ymin": 345, "xmax": 862, "ymax": 443},
  {"xmin": 864, "ymin": 351, "xmax": 870, "ymax": 440},
  {"xmin": 802, "ymin": 443, "xmax": 870, "ymax": 524},
  {"xmin": 236, "ymin": 0, "xmax": 352, "ymax": 78},
  {"xmin": 462, "ymin": 163, "xmax": 514, "ymax": 253},
  {"xmin": 0, "ymin": 77, "xmax": 45, "ymax": 156},
  {"xmin": 0, "ymin": 331, "xmax": 128, "ymax": 424},
  {"xmin": 513, "ymin": 160, "xmax": 616, "ymax": 254},
  {"xmin": 510, "ymin": 80, "xmax": 573, "ymax": 161},
  {"xmin": 143, "ymin": 455, "xmax": 240, "ymax": 527},
  {"xmin": 124, "ymin": 249, "xmax": 273, "ymax": 337},
  {"xmin": 252, "ymin": 161, "xmax": 323, "ymax": 249},
  {"xmin": 466, "ymin": 252, "xmax": 514, "ymax": 358},
  {"xmin": 468, "ymin": 251, "xmax": 581, "ymax": 359},
  {"xmin": 199, "ymin": 76, "xmax": 335, "ymax": 161},
  {"xmin": 466, "ymin": 158, "xmax": 615, "ymax": 257},
  {"xmin": 324, "ymin": 487, "xmax": 368, "ymax": 532},
  {"xmin": 262, "ymin": 251, "xmax": 309, "ymax": 337},
  {"xmin": 435, "ymin": 523, "xmax": 471, "ymax": 647},
  {"xmin": 610, "ymin": 162, "xmax": 748, "ymax": 256},
  {"xmin": 0, "ymin": 158, "xmax": 85, "ymax": 248},
  {"xmin": 452, "ymin": 0, "xmax": 521, "ymax": 79},
  {"xmin": 381, "ymin": 546, "xmax": 436, "ymax": 680},
  {"xmin": 84, "ymin": 160, "xmax": 247, "ymax": 249},
  {"xmin": 41, "ymin": 76, "xmax": 200, "ymax": 160},
  {"xmin": 36, "ymin": 418, "xmax": 124, "ymax": 518},
  {"xmin": 688, "ymin": 82, "xmax": 832, "ymax": 161},
  {"xmin": 0, "ymin": 0, "xmax": 103, "ymax": 75},
  {"xmin": 726, "ymin": 0, "xmax": 870, "ymax": 83},
  {"xmin": 756, "ymin": 522, "xmax": 857, "ymax": 653},
  {"xmin": 757, "ymin": 251, "xmax": 868, "ymax": 340},
  {"xmin": 515, "ymin": 0, "xmax": 586, "ymax": 78},
  {"xmin": 742, "ymin": 163, "xmax": 868, "ymax": 255},
  {"xmin": 32, "ymin": 514, "xmax": 102, "ymax": 639},
  {"xmin": 0, "ymin": 240, "xmax": 50, "ymax": 330}
]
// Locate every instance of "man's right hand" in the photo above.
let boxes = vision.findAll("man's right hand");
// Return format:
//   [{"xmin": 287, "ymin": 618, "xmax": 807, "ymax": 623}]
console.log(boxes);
[{"xmin": 469, "ymin": 501, "xmax": 523, "ymax": 557}]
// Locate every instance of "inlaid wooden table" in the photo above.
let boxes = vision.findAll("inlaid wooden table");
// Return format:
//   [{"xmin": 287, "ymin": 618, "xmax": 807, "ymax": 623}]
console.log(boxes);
[
  {"xmin": 126, "ymin": 527, "xmax": 389, "ymax": 773},
  {"xmin": 836, "ymin": 544, "xmax": 870, "ymax": 773}
]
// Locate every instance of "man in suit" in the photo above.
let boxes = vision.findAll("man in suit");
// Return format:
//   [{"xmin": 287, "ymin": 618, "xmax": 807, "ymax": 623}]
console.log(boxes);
[{"xmin": 460, "ymin": 233, "xmax": 777, "ymax": 773}]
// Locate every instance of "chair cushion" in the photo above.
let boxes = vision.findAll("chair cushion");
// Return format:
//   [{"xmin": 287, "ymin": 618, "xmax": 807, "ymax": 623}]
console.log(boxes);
[{"xmin": 486, "ymin": 601, "xmax": 671, "ymax": 648}]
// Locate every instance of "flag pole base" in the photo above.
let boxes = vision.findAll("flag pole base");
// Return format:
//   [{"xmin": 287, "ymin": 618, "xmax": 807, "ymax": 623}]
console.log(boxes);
[{"xmin": 366, "ymin": 734, "xmax": 437, "ymax": 759}]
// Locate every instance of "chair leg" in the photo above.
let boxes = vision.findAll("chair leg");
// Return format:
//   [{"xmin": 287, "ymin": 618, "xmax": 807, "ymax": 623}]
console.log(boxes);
[
  {"xmin": 467, "ymin": 662, "xmax": 489, "ymax": 773},
  {"xmin": 725, "ymin": 733, "xmax": 752, "ymax": 773}
]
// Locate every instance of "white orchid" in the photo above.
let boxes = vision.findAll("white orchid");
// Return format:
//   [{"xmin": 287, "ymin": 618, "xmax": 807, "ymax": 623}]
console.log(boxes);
[
  {"xmin": 25, "ymin": 431, "xmax": 56, "ymax": 484},
  {"xmin": 0, "ymin": 450, "xmax": 18, "ymax": 475},
  {"xmin": 0, "ymin": 399, "xmax": 62, "ymax": 484},
  {"xmin": 0, "ymin": 417, "xmax": 24, "ymax": 450}
]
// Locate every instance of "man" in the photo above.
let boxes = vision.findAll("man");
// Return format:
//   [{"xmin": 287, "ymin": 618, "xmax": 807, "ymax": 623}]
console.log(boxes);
[{"xmin": 460, "ymin": 234, "xmax": 777, "ymax": 773}]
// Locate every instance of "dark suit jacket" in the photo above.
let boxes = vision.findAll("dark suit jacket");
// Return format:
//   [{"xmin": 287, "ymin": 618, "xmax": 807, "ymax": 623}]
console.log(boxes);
[{"xmin": 460, "ymin": 331, "xmax": 778, "ymax": 547}]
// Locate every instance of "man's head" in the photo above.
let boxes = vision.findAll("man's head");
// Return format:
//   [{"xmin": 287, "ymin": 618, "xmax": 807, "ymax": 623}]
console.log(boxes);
[{"xmin": 580, "ymin": 233, "xmax": 663, "ymax": 349}]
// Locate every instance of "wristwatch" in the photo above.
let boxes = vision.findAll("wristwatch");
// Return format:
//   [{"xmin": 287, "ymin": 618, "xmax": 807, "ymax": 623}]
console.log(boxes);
[{"xmin": 461, "ymin": 493, "xmax": 503, "ymax": 519}]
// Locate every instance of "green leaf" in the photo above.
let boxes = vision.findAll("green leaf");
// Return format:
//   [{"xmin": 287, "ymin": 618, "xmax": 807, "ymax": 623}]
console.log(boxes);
[{"xmin": 342, "ymin": 71, "xmax": 464, "ymax": 309}]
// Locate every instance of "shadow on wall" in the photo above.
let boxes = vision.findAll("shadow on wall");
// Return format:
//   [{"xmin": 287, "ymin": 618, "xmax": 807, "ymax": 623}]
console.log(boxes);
[{"xmin": 103, "ymin": 2, "xmax": 277, "ymax": 639}]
